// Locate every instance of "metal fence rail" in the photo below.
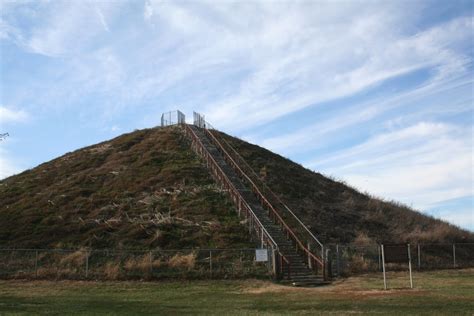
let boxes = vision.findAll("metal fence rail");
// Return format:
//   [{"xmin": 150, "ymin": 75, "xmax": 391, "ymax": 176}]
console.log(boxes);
[
  {"xmin": 326, "ymin": 243, "xmax": 474, "ymax": 277},
  {"xmin": 0, "ymin": 248, "xmax": 272, "ymax": 280},
  {"xmin": 161, "ymin": 110, "xmax": 185, "ymax": 127}
]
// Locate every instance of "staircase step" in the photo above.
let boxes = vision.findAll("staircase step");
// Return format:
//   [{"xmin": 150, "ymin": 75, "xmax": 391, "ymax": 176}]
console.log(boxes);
[{"xmin": 187, "ymin": 125, "xmax": 323, "ymax": 285}]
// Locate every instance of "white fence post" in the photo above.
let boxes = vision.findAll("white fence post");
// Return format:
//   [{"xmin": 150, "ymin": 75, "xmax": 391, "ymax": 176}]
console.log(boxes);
[
  {"xmin": 408, "ymin": 244, "xmax": 413, "ymax": 289},
  {"xmin": 453, "ymin": 244, "xmax": 456, "ymax": 268},
  {"xmin": 381, "ymin": 244, "xmax": 387, "ymax": 290}
]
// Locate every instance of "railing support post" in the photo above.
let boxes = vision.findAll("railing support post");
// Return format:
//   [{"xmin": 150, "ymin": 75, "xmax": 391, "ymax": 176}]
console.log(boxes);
[
  {"xmin": 272, "ymin": 248, "xmax": 279, "ymax": 279},
  {"xmin": 307, "ymin": 242, "xmax": 312, "ymax": 269},
  {"xmin": 322, "ymin": 245, "xmax": 326, "ymax": 280}
]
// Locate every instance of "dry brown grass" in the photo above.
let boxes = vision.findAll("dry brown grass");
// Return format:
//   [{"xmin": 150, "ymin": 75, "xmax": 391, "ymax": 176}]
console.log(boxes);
[
  {"xmin": 59, "ymin": 249, "xmax": 87, "ymax": 267},
  {"xmin": 104, "ymin": 262, "xmax": 120, "ymax": 280},
  {"xmin": 124, "ymin": 254, "xmax": 152, "ymax": 272},
  {"xmin": 168, "ymin": 252, "xmax": 196, "ymax": 270},
  {"xmin": 123, "ymin": 253, "xmax": 157, "ymax": 273},
  {"xmin": 347, "ymin": 254, "xmax": 373, "ymax": 274},
  {"xmin": 29, "ymin": 266, "xmax": 84, "ymax": 279},
  {"xmin": 353, "ymin": 232, "xmax": 377, "ymax": 247}
]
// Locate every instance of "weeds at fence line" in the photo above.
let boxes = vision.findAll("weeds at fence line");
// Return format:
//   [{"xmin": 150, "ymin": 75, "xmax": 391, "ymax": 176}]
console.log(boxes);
[
  {"xmin": 327, "ymin": 243, "xmax": 474, "ymax": 278},
  {"xmin": 0, "ymin": 248, "xmax": 270, "ymax": 281},
  {"xmin": 0, "ymin": 243, "xmax": 472, "ymax": 281}
]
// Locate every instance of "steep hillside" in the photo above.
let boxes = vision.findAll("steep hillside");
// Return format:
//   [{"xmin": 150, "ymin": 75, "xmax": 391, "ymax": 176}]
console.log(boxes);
[
  {"xmin": 216, "ymin": 131, "xmax": 474, "ymax": 244},
  {"xmin": 0, "ymin": 125, "xmax": 472, "ymax": 250},
  {"xmin": 0, "ymin": 127, "xmax": 251, "ymax": 249}
]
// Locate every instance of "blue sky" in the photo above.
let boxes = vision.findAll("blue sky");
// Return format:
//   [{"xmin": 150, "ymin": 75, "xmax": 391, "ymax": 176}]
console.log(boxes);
[{"xmin": 0, "ymin": 0, "xmax": 473, "ymax": 231}]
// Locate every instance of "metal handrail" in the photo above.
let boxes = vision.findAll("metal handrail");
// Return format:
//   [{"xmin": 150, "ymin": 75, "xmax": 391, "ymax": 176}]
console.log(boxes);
[
  {"xmin": 183, "ymin": 124, "xmax": 285, "ymax": 263},
  {"xmin": 210, "ymin": 130, "xmax": 324, "ymax": 249},
  {"xmin": 204, "ymin": 128, "xmax": 324, "ymax": 267}
]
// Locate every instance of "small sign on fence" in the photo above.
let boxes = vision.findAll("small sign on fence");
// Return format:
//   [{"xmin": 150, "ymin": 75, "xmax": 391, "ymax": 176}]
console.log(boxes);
[
  {"xmin": 384, "ymin": 244, "xmax": 409, "ymax": 263},
  {"xmin": 255, "ymin": 249, "xmax": 268, "ymax": 262}
]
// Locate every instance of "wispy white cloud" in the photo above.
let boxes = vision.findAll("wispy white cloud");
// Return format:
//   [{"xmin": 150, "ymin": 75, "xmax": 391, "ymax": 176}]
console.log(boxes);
[
  {"xmin": 440, "ymin": 210, "xmax": 474, "ymax": 231},
  {"xmin": 253, "ymin": 71, "xmax": 472, "ymax": 155},
  {"xmin": 202, "ymin": 13, "xmax": 472, "ymax": 131},
  {"xmin": 3, "ymin": 1, "xmax": 120, "ymax": 57},
  {"xmin": 1, "ymin": 1, "xmax": 472, "ymax": 229},
  {"xmin": 96, "ymin": 7, "xmax": 110, "ymax": 32},
  {"xmin": 0, "ymin": 146, "xmax": 22, "ymax": 179},
  {"xmin": 310, "ymin": 122, "xmax": 473, "ymax": 211},
  {"xmin": 0, "ymin": 106, "xmax": 29, "ymax": 125},
  {"xmin": 144, "ymin": 0, "xmax": 154, "ymax": 21},
  {"xmin": 3, "ymin": 1, "xmax": 471, "ymax": 127}
]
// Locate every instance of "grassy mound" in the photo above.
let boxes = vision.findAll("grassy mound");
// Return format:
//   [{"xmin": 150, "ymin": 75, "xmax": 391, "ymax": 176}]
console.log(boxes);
[
  {"xmin": 216, "ymin": 131, "xmax": 473, "ymax": 244},
  {"xmin": 1, "ymin": 125, "xmax": 472, "ymax": 251},
  {"xmin": 0, "ymin": 126, "xmax": 251, "ymax": 249}
]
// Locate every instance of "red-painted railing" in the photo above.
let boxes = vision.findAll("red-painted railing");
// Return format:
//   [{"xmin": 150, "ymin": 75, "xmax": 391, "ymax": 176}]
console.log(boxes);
[
  {"xmin": 204, "ymin": 128, "xmax": 325, "ymax": 278},
  {"xmin": 182, "ymin": 124, "xmax": 291, "ymax": 279}
]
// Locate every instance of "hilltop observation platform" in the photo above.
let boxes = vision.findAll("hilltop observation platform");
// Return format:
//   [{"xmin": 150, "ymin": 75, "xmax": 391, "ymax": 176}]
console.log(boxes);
[{"xmin": 160, "ymin": 110, "xmax": 213, "ymax": 129}]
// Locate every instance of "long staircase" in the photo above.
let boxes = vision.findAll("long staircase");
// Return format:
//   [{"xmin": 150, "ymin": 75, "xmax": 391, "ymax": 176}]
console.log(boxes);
[{"xmin": 184, "ymin": 123, "xmax": 327, "ymax": 286}]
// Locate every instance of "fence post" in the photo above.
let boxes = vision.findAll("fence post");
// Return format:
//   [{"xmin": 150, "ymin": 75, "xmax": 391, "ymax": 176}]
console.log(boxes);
[
  {"xmin": 35, "ymin": 250, "xmax": 38, "ymax": 278},
  {"xmin": 453, "ymin": 244, "xmax": 456, "ymax": 268},
  {"xmin": 149, "ymin": 251, "xmax": 153, "ymax": 275},
  {"xmin": 209, "ymin": 250, "xmax": 213, "ymax": 277},
  {"xmin": 381, "ymin": 244, "xmax": 387, "ymax": 290},
  {"xmin": 336, "ymin": 244, "xmax": 340, "ymax": 276},
  {"xmin": 407, "ymin": 244, "xmax": 413, "ymax": 289},
  {"xmin": 377, "ymin": 244, "xmax": 381, "ymax": 271},
  {"xmin": 85, "ymin": 250, "xmax": 89, "ymax": 279}
]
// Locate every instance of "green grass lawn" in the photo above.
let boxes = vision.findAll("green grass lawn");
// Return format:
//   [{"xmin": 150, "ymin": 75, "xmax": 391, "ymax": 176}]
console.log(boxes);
[{"xmin": 0, "ymin": 269, "xmax": 472, "ymax": 315}]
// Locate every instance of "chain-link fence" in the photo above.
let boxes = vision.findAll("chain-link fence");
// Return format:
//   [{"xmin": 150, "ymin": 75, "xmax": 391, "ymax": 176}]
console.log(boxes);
[
  {"xmin": 0, "ymin": 248, "xmax": 273, "ymax": 280},
  {"xmin": 326, "ymin": 243, "xmax": 474, "ymax": 277},
  {"xmin": 1, "ymin": 243, "xmax": 472, "ymax": 280},
  {"xmin": 161, "ymin": 110, "xmax": 185, "ymax": 127}
]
